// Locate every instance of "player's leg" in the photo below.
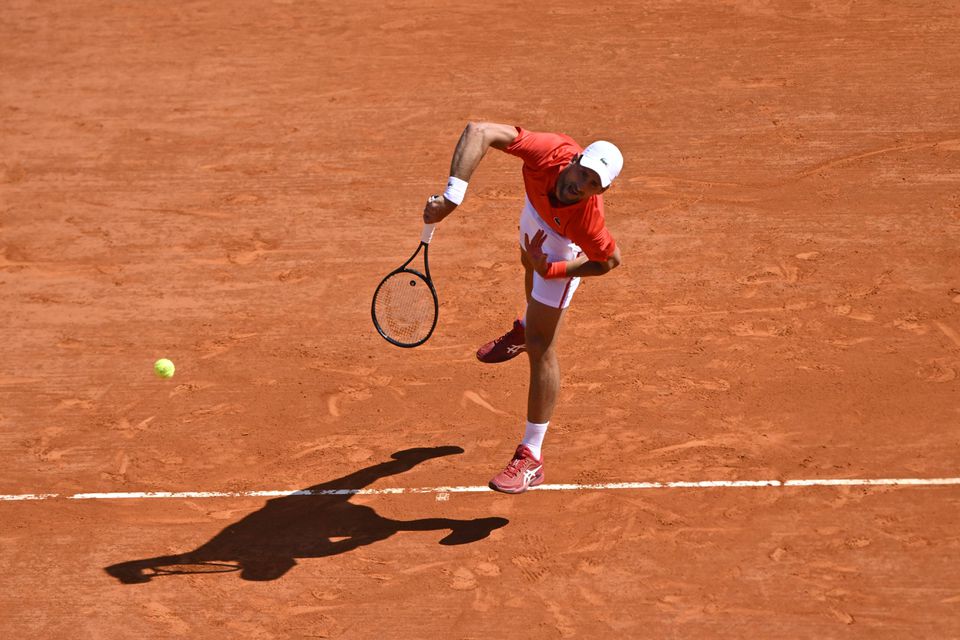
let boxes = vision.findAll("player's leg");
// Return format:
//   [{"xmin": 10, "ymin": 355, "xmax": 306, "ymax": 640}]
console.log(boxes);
[
  {"xmin": 475, "ymin": 248, "xmax": 531, "ymax": 363},
  {"xmin": 486, "ymin": 203, "xmax": 581, "ymax": 493},
  {"xmin": 490, "ymin": 244, "xmax": 579, "ymax": 493},
  {"xmin": 488, "ymin": 297, "xmax": 563, "ymax": 494},
  {"xmin": 476, "ymin": 215, "xmax": 554, "ymax": 364},
  {"xmin": 523, "ymin": 297, "xmax": 565, "ymax": 424}
]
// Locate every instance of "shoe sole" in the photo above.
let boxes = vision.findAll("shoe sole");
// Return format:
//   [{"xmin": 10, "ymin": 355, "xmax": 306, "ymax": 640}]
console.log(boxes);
[
  {"xmin": 488, "ymin": 473, "xmax": 544, "ymax": 494},
  {"xmin": 476, "ymin": 349, "xmax": 527, "ymax": 364}
]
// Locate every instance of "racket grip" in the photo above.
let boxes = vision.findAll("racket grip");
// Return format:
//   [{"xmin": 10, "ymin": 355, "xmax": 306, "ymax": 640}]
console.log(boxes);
[{"xmin": 420, "ymin": 223, "xmax": 436, "ymax": 245}]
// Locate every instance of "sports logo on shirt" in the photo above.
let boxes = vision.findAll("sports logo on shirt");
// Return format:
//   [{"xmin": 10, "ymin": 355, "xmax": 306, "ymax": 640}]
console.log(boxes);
[{"xmin": 553, "ymin": 217, "xmax": 561, "ymax": 225}]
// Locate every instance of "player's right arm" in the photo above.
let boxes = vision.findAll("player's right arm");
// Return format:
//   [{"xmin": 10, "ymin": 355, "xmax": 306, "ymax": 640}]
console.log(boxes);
[{"xmin": 423, "ymin": 122, "xmax": 518, "ymax": 224}]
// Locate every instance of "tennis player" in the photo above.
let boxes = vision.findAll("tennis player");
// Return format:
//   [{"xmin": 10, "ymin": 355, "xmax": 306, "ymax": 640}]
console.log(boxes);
[{"xmin": 423, "ymin": 122, "xmax": 623, "ymax": 493}]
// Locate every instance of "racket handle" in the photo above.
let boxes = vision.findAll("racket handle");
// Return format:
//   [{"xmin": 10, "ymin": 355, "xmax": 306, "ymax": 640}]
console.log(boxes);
[{"xmin": 420, "ymin": 223, "xmax": 436, "ymax": 245}]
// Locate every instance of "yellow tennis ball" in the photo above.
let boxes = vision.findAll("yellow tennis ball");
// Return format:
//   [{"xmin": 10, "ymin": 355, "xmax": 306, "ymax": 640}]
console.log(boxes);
[{"xmin": 154, "ymin": 358, "xmax": 175, "ymax": 379}]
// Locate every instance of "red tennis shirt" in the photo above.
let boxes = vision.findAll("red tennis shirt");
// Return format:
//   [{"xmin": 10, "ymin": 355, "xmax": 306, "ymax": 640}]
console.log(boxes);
[{"xmin": 505, "ymin": 127, "xmax": 617, "ymax": 261}]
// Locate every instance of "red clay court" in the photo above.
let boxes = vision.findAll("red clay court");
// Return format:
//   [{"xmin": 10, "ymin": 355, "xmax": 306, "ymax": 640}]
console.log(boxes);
[{"xmin": 2, "ymin": 1, "xmax": 959, "ymax": 638}]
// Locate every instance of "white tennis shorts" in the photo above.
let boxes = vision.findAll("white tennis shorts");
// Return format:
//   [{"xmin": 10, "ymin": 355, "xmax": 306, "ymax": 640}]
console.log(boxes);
[{"xmin": 518, "ymin": 196, "xmax": 582, "ymax": 309}]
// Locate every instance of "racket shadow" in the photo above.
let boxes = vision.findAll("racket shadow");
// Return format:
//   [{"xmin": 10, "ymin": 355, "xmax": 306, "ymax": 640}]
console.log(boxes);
[{"xmin": 104, "ymin": 446, "xmax": 508, "ymax": 583}]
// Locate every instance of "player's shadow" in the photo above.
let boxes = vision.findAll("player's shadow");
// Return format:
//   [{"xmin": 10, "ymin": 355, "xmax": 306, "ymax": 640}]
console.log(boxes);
[{"xmin": 104, "ymin": 446, "xmax": 507, "ymax": 583}]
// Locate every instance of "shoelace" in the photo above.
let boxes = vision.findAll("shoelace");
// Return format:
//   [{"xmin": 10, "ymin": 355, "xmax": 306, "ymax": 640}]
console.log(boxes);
[
  {"xmin": 494, "ymin": 324, "xmax": 523, "ymax": 346},
  {"xmin": 502, "ymin": 449, "xmax": 533, "ymax": 478}
]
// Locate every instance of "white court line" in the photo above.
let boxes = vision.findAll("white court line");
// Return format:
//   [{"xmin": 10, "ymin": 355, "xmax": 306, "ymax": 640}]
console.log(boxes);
[
  {"xmin": 0, "ymin": 493, "xmax": 61, "ymax": 501},
  {"xmin": 2, "ymin": 477, "xmax": 960, "ymax": 502}
]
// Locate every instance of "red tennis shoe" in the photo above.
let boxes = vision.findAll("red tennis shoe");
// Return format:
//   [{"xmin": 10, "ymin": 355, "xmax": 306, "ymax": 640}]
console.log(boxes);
[
  {"xmin": 476, "ymin": 319, "xmax": 526, "ymax": 363},
  {"xmin": 489, "ymin": 445, "xmax": 544, "ymax": 494}
]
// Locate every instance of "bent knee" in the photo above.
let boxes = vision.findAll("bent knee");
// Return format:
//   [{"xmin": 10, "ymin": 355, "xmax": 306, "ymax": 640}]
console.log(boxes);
[{"xmin": 524, "ymin": 331, "xmax": 557, "ymax": 359}]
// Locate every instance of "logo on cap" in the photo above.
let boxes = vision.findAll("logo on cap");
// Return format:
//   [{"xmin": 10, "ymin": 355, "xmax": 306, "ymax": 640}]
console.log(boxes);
[{"xmin": 579, "ymin": 140, "xmax": 623, "ymax": 188}]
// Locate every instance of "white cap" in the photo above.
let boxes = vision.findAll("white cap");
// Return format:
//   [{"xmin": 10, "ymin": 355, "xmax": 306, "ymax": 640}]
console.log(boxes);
[{"xmin": 579, "ymin": 140, "xmax": 623, "ymax": 188}]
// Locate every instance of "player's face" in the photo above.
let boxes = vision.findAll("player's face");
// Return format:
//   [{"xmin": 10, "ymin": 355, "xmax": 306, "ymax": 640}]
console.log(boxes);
[{"xmin": 555, "ymin": 156, "xmax": 606, "ymax": 204}]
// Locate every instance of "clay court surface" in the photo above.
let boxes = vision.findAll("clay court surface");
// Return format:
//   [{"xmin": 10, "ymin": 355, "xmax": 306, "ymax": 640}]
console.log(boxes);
[{"xmin": 3, "ymin": 0, "xmax": 960, "ymax": 637}]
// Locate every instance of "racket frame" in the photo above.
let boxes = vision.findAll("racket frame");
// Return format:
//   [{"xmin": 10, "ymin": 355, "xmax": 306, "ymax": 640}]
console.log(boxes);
[{"xmin": 371, "ymin": 224, "xmax": 439, "ymax": 348}]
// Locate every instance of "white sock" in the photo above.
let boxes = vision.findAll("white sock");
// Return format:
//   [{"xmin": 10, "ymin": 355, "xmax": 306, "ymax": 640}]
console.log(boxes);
[{"xmin": 521, "ymin": 421, "xmax": 548, "ymax": 460}]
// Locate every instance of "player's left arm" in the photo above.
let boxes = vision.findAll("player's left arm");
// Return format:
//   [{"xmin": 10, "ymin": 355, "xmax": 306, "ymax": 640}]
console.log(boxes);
[
  {"xmin": 563, "ymin": 246, "xmax": 621, "ymax": 277},
  {"xmin": 523, "ymin": 230, "xmax": 621, "ymax": 279}
]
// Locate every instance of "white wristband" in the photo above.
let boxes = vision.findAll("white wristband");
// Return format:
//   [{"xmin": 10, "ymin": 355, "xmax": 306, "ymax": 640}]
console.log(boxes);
[{"xmin": 443, "ymin": 176, "xmax": 468, "ymax": 206}]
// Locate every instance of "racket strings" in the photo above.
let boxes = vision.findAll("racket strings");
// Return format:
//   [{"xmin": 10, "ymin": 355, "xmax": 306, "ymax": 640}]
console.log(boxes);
[{"xmin": 374, "ymin": 273, "xmax": 435, "ymax": 344}]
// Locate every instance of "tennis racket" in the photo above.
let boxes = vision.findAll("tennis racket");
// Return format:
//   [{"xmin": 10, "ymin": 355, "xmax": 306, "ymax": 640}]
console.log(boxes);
[{"xmin": 371, "ymin": 222, "xmax": 439, "ymax": 348}]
